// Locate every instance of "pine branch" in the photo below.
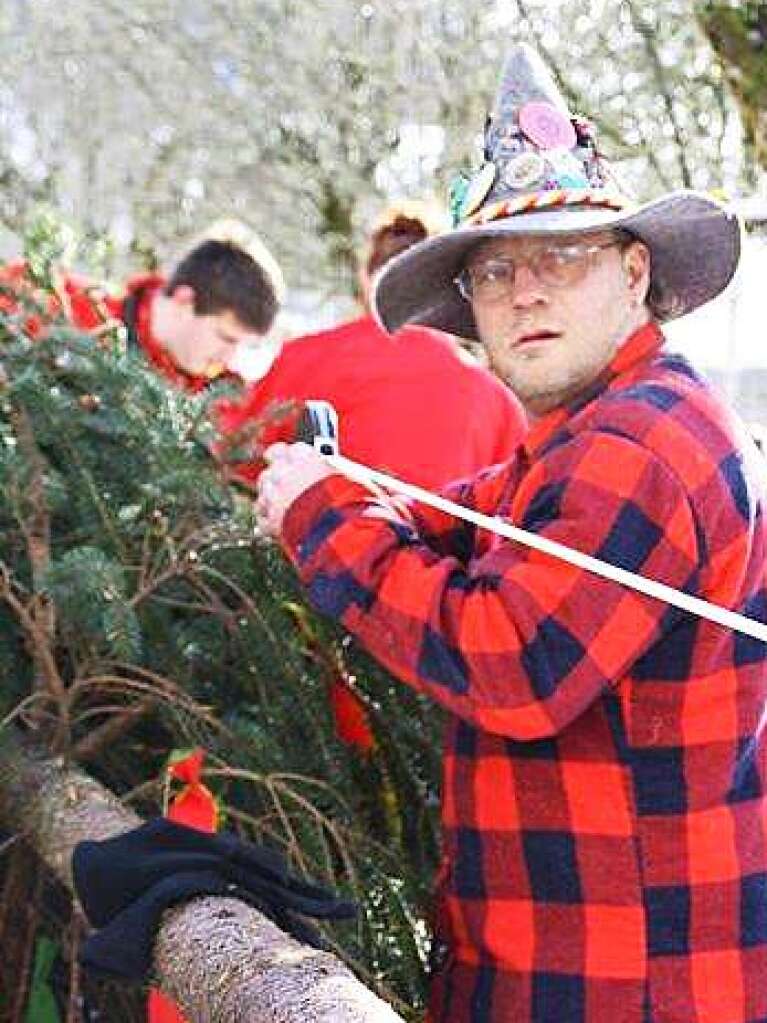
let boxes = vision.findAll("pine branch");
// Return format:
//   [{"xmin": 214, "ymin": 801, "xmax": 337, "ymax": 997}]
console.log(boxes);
[{"xmin": 7, "ymin": 402, "xmax": 59, "ymax": 700}]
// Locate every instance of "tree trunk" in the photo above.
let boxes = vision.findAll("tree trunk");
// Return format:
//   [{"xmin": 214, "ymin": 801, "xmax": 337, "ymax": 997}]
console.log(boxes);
[
  {"xmin": 0, "ymin": 728, "xmax": 406, "ymax": 1022},
  {"xmin": 696, "ymin": 1, "xmax": 767, "ymax": 174}
]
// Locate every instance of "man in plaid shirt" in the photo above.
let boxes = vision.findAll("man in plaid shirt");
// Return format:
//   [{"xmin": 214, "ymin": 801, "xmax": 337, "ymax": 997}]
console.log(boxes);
[{"xmin": 255, "ymin": 46, "xmax": 766, "ymax": 1023}]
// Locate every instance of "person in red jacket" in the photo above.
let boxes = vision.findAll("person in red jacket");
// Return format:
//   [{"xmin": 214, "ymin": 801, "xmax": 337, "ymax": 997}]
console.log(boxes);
[
  {"xmin": 0, "ymin": 230, "xmax": 283, "ymax": 392},
  {"xmin": 214, "ymin": 204, "xmax": 525, "ymax": 489}
]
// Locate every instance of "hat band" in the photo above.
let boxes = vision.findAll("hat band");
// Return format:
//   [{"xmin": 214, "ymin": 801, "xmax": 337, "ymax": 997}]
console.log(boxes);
[{"xmin": 466, "ymin": 187, "xmax": 632, "ymax": 226}]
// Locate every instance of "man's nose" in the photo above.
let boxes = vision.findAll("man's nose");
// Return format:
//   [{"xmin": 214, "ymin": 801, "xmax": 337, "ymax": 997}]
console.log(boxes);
[{"xmin": 510, "ymin": 262, "xmax": 547, "ymax": 307}]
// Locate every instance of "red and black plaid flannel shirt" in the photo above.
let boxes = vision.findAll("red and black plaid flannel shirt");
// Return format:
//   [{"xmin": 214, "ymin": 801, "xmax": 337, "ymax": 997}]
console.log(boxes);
[{"xmin": 281, "ymin": 322, "xmax": 767, "ymax": 1023}]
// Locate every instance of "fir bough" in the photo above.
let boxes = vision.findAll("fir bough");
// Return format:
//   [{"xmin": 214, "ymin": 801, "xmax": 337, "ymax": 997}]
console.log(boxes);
[{"xmin": 0, "ymin": 230, "xmax": 441, "ymax": 1018}]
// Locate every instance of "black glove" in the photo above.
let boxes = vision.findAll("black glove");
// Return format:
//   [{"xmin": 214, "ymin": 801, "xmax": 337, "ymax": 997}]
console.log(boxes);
[{"xmin": 72, "ymin": 818, "xmax": 357, "ymax": 981}]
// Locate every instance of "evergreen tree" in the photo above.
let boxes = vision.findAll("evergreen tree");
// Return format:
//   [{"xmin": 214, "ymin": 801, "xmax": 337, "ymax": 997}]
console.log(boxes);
[{"xmin": 0, "ymin": 220, "xmax": 441, "ymax": 1020}]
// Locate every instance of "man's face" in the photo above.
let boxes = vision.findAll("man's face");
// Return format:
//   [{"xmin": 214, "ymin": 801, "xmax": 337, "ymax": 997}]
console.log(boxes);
[
  {"xmin": 464, "ymin": 231, "xmax": 650, "ymax": 415},
  {"xmin": 156, "ymin": 287, "xmax": 263, "ymax": 378}
]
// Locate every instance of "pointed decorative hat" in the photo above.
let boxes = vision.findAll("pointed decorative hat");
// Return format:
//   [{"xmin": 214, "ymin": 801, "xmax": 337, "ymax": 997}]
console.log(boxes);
[{"xmin": 373, "ymin": 45, "xmax": 741, "ymax": 340}]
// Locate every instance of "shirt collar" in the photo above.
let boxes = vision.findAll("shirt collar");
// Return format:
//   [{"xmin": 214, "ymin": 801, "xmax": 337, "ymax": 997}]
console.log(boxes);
[
  {"xmin": 127, "ymin": 277, "xmax": 211, "ymax": 393},
  {"xmin": 523, "ymin": 320, "xmax": 664, "ymax": 459}
]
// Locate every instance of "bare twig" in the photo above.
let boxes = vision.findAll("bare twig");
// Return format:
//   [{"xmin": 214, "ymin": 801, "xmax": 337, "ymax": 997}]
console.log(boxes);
[
  {"xmin": 7, "ymin": 402, "xmax": 59, "ymax": 707},
  {"xmin": 71, "ymin": 694, "xmax": 157, "ymax": 762},
  {"xmin": 0, "ymin": 562, "xmax": 66, "ymax": 708}
]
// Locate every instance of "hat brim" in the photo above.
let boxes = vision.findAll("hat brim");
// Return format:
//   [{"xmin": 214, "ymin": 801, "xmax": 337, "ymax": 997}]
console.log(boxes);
[{"xmin": 372, "ymin": 191, "xmax": 742, "ymax": 340}]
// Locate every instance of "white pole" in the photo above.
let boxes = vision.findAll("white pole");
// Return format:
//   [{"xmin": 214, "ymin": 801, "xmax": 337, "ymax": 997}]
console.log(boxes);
[{"xmin": 325, "ymin": 453, "xmax": 767, "ymax": 645}]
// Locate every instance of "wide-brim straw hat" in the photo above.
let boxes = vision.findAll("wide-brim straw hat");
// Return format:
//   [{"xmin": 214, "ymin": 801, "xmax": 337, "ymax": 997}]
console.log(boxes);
[{"xmin": 373, "ymin": 45, "xmax": 741, "ymax": 340}]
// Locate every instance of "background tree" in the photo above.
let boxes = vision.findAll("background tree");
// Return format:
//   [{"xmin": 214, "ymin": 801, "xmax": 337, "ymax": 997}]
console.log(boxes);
[
  {"xmin": 0, "ymin": 0, "xmax": 756, "ymax": 296},
  {"xmin": 695, "ymin": 0, "xmax": 767, "ymax": 179}
]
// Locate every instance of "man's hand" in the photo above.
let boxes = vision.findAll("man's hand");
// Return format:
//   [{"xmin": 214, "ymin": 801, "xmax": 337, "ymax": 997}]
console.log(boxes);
[{"xmin": 255, "ymin": 442, "xmax": 334, "ymax": 537}]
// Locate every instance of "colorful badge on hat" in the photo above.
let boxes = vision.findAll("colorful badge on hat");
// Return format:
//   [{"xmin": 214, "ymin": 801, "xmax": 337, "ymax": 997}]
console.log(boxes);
[
  {"xmin": 448, "ymin": 173, "xmax": 471, "ymax": 226},
  {"xmin": 496, "ymin": 136, "xmax": 525, "ymax": 161},
  {"xmin": 518, "ymin": 101, "xmax": 577, "ymax": 151},
  {"xmin": 501, "ymin": 151, "xmax": 545, "ymax": 191},
  {"xmin": 460, "ymin": 162, "xmax": 497, "ymax": 219},
  {"xmin": 494, "ymin": 123, "xmax": 525, "ymax": 152},
  {"xmin": 572, "ymin": 116, "xmax": 596, "ymax": 146},
  {"xmin": 545, "ymin": 147, "xmax": 590, "ymax": 188}
]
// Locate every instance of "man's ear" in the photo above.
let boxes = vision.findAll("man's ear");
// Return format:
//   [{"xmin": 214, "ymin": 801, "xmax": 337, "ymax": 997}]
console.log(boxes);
[
  {"xmin": 168, "ymin": 284, "xmax": 196, "ymax": 308},
  {"xmin": 622, "ymin": 241, "xmax": 651, "ymax": 304}
]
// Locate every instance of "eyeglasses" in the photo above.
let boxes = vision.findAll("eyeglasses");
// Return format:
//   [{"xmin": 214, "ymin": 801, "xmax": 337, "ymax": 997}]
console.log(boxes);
[{"xmin": 454, "ymin": 239, "xmax": 623, "ymax": 303}]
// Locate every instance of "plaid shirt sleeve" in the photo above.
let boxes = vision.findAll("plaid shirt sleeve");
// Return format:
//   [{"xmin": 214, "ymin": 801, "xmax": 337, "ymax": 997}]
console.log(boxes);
[
  {"xmin": 282, "ymin": 427, "xmax": 701, "ymax": 738},
  {"xmin": 397, "ymin": 462, "xmax": 515, "ymax": 561}
]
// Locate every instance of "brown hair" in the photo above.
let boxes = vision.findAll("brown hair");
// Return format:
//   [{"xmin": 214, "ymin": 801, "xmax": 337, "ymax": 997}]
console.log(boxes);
[
  {"xmin": 363, "ymin": 200, "xmax": 447, "ymax": 280},
  {"xmin": 365, "ymin": 215, "xmax": 429, "ymax": 278},
  {"xmin": 165, "ymin": 239, "xmax": 279, "ymax": 335},
  {"xmin": 616, "ymin": 231, "xmax": 681, "ymax": 323}
]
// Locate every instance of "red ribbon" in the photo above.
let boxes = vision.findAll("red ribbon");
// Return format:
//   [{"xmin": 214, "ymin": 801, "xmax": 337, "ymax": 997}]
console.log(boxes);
[
  {"xmin": 148, "ymin": 749, "xmax": 217, "ymax": 1023},
  {"xmin": 330, "ymin": 676, "xmax": 375, "ymax": 753}
]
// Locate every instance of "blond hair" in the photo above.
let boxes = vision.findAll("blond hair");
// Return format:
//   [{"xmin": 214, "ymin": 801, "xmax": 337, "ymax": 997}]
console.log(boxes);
[{"xmin": 184, "ymin": 218, "xmax": 285, "ymax": 303}]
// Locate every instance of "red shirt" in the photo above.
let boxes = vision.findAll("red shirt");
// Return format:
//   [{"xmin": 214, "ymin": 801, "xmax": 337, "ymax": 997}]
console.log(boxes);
[
  {"xmin": 0, "ymin": 262, "xmax": 209, "ymax": 392},
  {"xmin": 215, "ymin": 315, "xmax": 525, "ymax": 489},
  {"xmin": 281, "ymin": 322, "xmax": 767, "ymax": 1023}
]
